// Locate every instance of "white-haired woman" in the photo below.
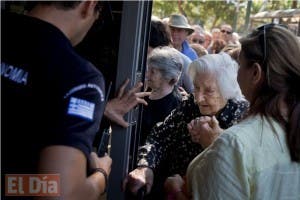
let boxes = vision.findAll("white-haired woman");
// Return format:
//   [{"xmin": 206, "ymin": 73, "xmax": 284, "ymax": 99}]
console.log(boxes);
[
  {"xmin": 124, "ymin": 53, "xmax": 249, "ymax": 199},
  {"xmin": 140, "ymin": 46, "xmax": 183, "ymax": 145}
]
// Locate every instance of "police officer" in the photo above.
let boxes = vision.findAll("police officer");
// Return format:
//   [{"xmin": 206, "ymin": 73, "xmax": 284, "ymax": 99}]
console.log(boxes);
[{"xmin": 2, "ymin": 2, "xmax": 110, "ymax": 199}]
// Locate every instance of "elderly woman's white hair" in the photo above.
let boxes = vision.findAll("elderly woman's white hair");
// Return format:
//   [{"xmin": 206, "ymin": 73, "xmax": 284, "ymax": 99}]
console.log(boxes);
[
  {"xmin": 188, "ymin": 52, "xmax": 244, "ymax": 101},
  {"xmin": 147, "ymin": 46, "xmax": 183, "ymax": 85}
]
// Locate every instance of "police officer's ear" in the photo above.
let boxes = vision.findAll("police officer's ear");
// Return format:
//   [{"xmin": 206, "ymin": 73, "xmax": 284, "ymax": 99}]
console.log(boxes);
[{"xmin": 79, "ymin": 1, "xmax": 98, "ymax": 19}]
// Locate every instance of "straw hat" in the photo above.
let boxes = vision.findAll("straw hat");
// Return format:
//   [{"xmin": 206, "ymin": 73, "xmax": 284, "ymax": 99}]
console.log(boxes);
[{"xmin": 168, "ymin": 14, "xmax": 194, "ymax": 35}]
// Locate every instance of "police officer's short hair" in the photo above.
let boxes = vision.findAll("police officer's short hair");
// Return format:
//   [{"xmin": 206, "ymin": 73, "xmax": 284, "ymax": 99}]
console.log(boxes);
[{"xmin": 26, "ymin": 1, "xmax": 103, "ymax": 15}]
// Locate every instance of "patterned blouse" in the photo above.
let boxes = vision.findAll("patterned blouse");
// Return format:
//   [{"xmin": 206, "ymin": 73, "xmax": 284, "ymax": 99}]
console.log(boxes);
[{"xmin": 137, "ymin": 94, "xmax": 249, "ymax": 177}]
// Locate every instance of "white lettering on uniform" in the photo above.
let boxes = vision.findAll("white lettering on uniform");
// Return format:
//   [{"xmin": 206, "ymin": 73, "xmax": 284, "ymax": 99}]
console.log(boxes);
[
  {"xmin": 64, "ymin": 83, "xmax": 104, "ymax": 101},
  {"xmin": 1, "ymin": 62, "xmax": 28, "ymax": 85}
]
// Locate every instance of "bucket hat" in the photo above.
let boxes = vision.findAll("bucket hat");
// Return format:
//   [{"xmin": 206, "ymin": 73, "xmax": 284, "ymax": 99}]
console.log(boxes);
[{"xmin": 169, "ymin": 14, "xmax": 194, "ymax": 35}]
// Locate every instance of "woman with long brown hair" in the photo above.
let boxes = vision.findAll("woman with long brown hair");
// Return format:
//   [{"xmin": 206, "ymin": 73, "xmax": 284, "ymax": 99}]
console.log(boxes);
[{"xmin": 168, "ymin": 24, "xmax": 300, "ymax": 199}]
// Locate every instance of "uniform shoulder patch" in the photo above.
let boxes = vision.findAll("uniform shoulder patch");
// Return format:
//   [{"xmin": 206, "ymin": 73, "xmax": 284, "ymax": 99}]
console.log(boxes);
[{"xmin": 67, "ymin": 97, "xmax": 95, "ymax": 121}]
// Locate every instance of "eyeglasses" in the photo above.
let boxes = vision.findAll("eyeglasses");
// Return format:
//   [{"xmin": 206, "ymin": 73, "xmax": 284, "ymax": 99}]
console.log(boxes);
[
  {"xmin": 192, "ymin": 39, "xmax": 205, "ymax": 44},
  {"xmin": 256, "ymin": 23, "xmax": 276, "ymax": 66},
  {"xmin": 256, "ymin": 23, "xmax": 288, "ymax": 65},
  {"xmin": 221, "ymin": 29, "xmax": 232, "ymax": 34}
]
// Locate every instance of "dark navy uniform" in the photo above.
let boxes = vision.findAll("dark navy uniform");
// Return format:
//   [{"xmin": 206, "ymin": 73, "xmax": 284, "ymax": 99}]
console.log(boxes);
[{"xmin": 1, "ymin": 11, "xmax": 105, "ymax": 183}]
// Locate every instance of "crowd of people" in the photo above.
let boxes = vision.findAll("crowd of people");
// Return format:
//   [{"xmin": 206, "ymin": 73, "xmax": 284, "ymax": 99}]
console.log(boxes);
[
  {"xmin": 125, "ymin": 13, "xmax": 300, "ymax": 200},
  {"xmin": 2, "ymin": 1, "xmax": 300, "ymax": 200}
]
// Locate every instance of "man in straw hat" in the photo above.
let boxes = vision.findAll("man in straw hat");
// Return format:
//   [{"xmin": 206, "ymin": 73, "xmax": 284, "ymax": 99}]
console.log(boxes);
[{"xmin": 168, "ymin": 14, "xmax": 198, "ymax": 61}]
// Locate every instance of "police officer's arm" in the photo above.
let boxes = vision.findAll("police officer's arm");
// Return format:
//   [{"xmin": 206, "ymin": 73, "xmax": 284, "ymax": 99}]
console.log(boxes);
[
  {"xmin": 38, "ymin": 146, "xmax": 111, "ymax": 200},
  {"xmin": 37, "ymin": 71, "xmax": 110, "ymax": 200}
]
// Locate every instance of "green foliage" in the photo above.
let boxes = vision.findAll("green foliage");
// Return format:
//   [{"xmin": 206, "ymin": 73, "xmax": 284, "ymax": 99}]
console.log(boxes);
[
  {"xmin": 153, "ymin": 1, "xmax": 179, "ymax": 18},
  {"xmin": 152, "ymin": 0, "xmax": 299, "ymax": 33},
  {"xmin": 153, "ymin": 0, "xmax": 245, "ymax": 31}
]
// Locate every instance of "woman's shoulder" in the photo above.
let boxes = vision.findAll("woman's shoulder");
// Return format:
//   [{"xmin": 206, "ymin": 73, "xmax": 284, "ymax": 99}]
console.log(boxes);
[
  {"xmin": 225, "ymin": 115, "xmax": 280, "ymax": 133},
  {"xmin": 221, "ymin": 115, "xmax": 285, "ymax": 149},
  {"xmin": 223, "ymin": 115, "xmax": 261, "ymax": 135}
]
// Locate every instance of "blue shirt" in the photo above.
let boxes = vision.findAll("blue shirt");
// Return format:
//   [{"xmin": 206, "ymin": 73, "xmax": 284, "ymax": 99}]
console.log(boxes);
[{"xmin": 181, "ymin": 40, "xmax": 198, "ymax": 61}]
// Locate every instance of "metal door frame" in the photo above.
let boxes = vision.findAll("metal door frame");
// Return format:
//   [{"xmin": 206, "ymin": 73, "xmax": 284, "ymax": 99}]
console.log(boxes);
[{"xmin": 107, "ymin": 1, "xmax": 152, "ymax": 199}]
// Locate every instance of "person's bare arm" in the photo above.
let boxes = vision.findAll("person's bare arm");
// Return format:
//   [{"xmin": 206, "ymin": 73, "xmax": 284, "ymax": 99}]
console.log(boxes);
[
  {"xmin": 104, "ymin": 79, "xmax": 151, "ymax": 127},
  {"xmin": 38, "ymin": 146, "xmax": 112, "ymax": 200}
]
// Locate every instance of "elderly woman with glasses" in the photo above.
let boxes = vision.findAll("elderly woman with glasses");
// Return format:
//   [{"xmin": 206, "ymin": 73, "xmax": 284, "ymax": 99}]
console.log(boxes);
[
  {"xmin": 124, "ymin": 52, "xmax": 249, "ymax": 198},
  {"xmin": 166, "ymin": 24, "xmax": 300, "ymax": 199}
]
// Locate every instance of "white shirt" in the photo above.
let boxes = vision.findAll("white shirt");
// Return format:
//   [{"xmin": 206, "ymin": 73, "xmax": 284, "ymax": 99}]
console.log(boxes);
[{"xmin": 187, "ymin": 115, "xmax": 300, "ymax": 200}]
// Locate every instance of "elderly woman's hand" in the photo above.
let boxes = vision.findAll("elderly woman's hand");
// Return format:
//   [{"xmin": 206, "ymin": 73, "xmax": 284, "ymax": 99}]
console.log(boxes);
[
  {"xmin": 187, "ymin": 116, "xmax": 223, "ymax": 148},
  {"xmin": 164, "ymin": 174, "xmax": 186, "ymax": 199},
  {"xmin": 122, "ymin": 167, "xmax": 154, "ymax": 195},
  {"xmin": 164, "ymin": 174, "xmax": 184, "ymax": 194},
  {"xmin": 178, "ymin": 86, "xmax": 189, "ymax": 100}
]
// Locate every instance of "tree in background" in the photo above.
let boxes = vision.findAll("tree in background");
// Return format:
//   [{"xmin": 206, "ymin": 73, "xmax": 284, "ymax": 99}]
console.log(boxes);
[{"xmin": 152, "ymin": 0, "xmax": 299, "ymax": 33}]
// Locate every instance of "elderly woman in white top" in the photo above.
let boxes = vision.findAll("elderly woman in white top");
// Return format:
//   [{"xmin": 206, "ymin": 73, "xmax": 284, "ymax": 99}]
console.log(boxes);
[{"xmin": 125, "ymin": 53, "xmax": 249, "ymax": 199}]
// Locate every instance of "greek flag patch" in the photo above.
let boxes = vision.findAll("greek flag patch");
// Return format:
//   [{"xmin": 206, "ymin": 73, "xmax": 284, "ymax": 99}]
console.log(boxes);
[{"xmin": 67, "ymin": 97, "xmax": 95, "ymax": 121}]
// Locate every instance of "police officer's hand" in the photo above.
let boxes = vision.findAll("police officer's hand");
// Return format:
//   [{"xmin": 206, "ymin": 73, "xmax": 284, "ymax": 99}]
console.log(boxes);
[
  {"xmin": 104, "ymin": 79, "xmax": 151, "ymax": 127},
  {"xmin": 122, "ymin": 167, "xmax": 154, "ymax": 195},
  {"xmin": 90, "ymin": 152, "xmax": 112, "ymax": 177}
]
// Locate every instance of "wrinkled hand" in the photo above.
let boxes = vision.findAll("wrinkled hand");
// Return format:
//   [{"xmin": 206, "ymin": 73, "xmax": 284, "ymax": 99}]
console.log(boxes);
[
  {"xmin": 123, "ymin": 167, "xmax": 154, "ymax": 195},
  {"xmin": 164, "ymin": 174, "xmax": 184, "ymax": 194},
  {"xmin": 104, "ymin": 79, "xmax": 151, "ymax": 127},
  {"xmin": 187, "ymin": 116, "xmax": 223, "ymax": 148}
]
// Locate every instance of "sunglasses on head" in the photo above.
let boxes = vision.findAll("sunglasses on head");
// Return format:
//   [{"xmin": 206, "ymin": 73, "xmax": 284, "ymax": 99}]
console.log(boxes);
[
  {"xmin": 256, "ymin": 23, "xmax": 288, "ymax": 65},
  {"xmin": 255, "ymin": 23, "xmax": 288, "ymax": 85},
  {"xmin": 221, "ymin": 29, "xmax": 232, "ymax": 34}
]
